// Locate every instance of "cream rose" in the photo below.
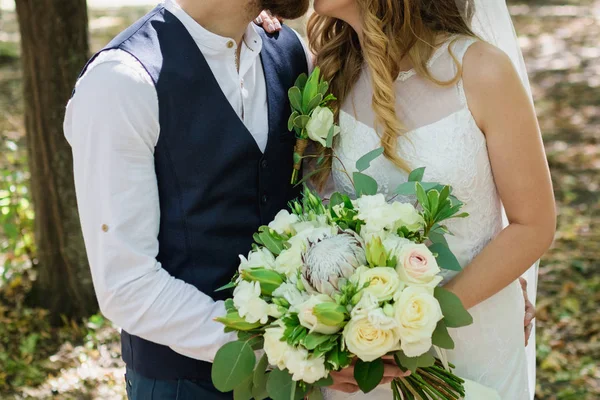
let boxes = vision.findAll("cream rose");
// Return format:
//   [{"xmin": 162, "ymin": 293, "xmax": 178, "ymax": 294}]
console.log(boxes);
[
  {"xmin": 268, "ymin": 210, "xmax": 299, "ymax": 236},
  {"xmin": 395, "ymin": 243, "xmax": 442, "ymax": 287},
  {"xmin": 344, "ymin": 293, "xmax": 400, "ymax": 361},
  {"xmin": 295, "ymin": 294, "xmax": 342, "ymax": 335},
  {"xmin": 274, "ymin": 245, "xmax": 304, "ymax": 277},
  {"xmin": 355, "ymin": 266, "xmax": 403, "ymax": 302},
  {"xmin": 238, "ymin": 247, "xmax": 276, "ymax": 272},
  {"xmin": 233, "ymin": 281, "xmax": 280, "ymax": 324},
  {"xmin": 394, "ymin": 286, "xmax": 443, "ymax": 357},
  {"xmin": 306, "ymin": 106, "xmax": 340, "ymax": 147}
]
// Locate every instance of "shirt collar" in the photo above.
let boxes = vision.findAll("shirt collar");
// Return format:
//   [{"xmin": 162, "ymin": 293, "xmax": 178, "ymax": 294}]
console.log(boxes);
[{"xmin": 163, "ymin": 0, "xmax": 263, "ymax": 56}]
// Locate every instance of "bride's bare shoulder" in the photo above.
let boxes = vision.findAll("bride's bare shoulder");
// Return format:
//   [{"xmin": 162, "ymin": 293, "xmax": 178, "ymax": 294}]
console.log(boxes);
[{"xmin": 461, "ymin": 40, "xmax": 527, "ymax": 129}]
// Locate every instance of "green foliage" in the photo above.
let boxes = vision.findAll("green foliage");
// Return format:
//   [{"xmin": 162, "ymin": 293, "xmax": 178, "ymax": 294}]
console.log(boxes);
[
  {"xmin": 354, "ymin": 358, "xmax": 384, "ymax": 393},
  {"xmin": 434, "ymin": 288, "xmax": 473, "ymax": 328},
  {"xmin": 394, "ymin": 351, "xmax": 436, "ymax": 374},
  {"xmin": 212, "ymin": 340, "xmax": 256, "ymax": 392},
  {"xmin": 355, "ymin": 147, "xmax": 384, "ymax": 172}
]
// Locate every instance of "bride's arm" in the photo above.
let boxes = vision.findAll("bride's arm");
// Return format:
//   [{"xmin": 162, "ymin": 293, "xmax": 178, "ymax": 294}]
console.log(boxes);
[{"xmin": 443, "ymin": 42, "xmax": 556, "ymax": 310}]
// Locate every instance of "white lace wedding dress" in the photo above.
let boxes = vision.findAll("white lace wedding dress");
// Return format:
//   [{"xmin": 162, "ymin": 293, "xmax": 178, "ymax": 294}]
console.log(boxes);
[{"xmin": 325, "ymin": 37, "xmax": 530, "ymax": 399}]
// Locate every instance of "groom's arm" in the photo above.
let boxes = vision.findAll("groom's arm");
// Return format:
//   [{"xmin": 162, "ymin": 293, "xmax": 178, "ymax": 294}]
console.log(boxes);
[{"xmin": 64, "ymin": 51, "xmax": 236, "ymax": 362}]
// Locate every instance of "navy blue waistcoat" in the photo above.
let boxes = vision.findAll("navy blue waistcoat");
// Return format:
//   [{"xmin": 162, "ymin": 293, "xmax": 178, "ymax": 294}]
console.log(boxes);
[{"xmin": 78, "ymin": 6, "xmax": 307, "ymax": 383}]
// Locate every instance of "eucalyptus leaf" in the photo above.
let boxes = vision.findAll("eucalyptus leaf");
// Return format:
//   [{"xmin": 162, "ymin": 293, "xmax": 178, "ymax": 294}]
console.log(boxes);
[
  {"xmin": 394, "ymin": 352, "xmax": 435, "ymax": 374},
  {"xmin": 234, "ymin": 374, "xmax": 254, "ymax": 400},
  {"xmin": 267, "ymin": 369, "xmax": 305, "ymax": 400},
  {"xmin": 429, "ymin": 242, "xmax": 462, "ymax": 271},
  {"xmin": 314, "ymin": 376, "xmax": 334, "ymax": 387},
  {"xmin": 212, "ymin": 341, "xmax": 256, "ymax": 392},
  {"xmin": 353, "ymin": 172, "xmax": 378, "ymax": 197},
  {"xmin": 288, "ymin": 87, "xmax": 303, "ymax": 112},
  {"xmin": 253, "ymin": 353, "xmax": 269, "ymax": 398},
  {"xmin": 293, "ymin": 115, "xmax": 311, "ymax": 130},
  {"xmin": 428, "ymin": 231, "xmax": 448, "ymax": 247},
  {"xmin": 329, "ymin": 192, "xmax": 344, "ymax": 208},
  {"xmin": 434, "ymin": 287, "xmax": 474, "ymax": 328},
  {"xmin": 355, "ymin": 147, "xmax": 384, "ymax": 172},
  {"xmin": 432, "ymin": 320, "xmax": 455, "ymax": 350},
  {"xmin": 408, "ymin": 167, "xmax": 426, "ymax": 182},
  {"xmin": 354, "ymin": 358, "xmax": 384, "ymax": 393},
  {"xmin": 308, "ymin": 387, "xmax": 325, "ymax": 400},
  {"xmin": 288, "ymin": 111, "xmax": 299, "ymax": 132}
]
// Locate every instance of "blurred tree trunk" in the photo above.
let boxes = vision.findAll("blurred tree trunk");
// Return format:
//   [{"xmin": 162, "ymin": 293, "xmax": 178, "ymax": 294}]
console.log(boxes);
[{"xmin": 14, "ymin": 0, "xmax": 97, "ymax": 321}]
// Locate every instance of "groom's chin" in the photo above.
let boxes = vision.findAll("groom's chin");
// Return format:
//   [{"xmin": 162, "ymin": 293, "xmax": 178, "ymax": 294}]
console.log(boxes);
[{"xmin": 259, "ymin": 0, "xmax": 311, "ymax": 20}]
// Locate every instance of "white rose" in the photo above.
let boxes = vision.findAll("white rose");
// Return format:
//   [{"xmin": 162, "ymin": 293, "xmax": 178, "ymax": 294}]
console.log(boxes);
[
  {"xmin": 269, "ymin": 210, "xmax": 299, "ymax": 236},
  {"xmin": 272, "ymin": 280, "xmax": 309, "ymax": 307},
  {"xmin": 355, "ymin": 266, "xmax": 403, "ymax": 302},
  {"xmin": 295, "ymin": 294, "xmax": 341, "ymax": 335},
  {"xmin": 306, "ymin": 107, "xmax": 340, "ymax": 147},
  {"xmin": 233, "ymin": 281, "xmax": 280, "ymax": 324},
  {"xmin": 394, "ymin": 243, "xmax": 443, "ymax": 287},
  {"xmin": 285, "ymin": 347, "xmax": 328, "ymax": 384},
  {"xmin": 394, "ymin": 286, "xmax": 443, "ymax": 357},
  {"xmin": 389, "ymin": 202, "xmax": 425, "ymax": 232},
  {"xmin": 263, "ymin": 326, "xmax": 290, "ymax": 370},
  {"xmin": 239, "ymin": 247, "xmax": 276, "ymax": 272},
  {"xmin": 344, "ymin": 304, "xmax": 400, "ymax": 362}
]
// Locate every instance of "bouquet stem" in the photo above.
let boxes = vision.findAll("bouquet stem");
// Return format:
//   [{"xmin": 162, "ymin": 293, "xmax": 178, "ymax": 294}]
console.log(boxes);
[
  {"xmin": 392, "ymin": 360, "xmax": 466, "ymax": 400},
  {"xmin": 291, "ymin": 138, "xmax": 309, "ymax": 184}
]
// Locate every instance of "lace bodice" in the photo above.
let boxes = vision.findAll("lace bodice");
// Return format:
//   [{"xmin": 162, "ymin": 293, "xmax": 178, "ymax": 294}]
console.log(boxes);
[{"xmin": 332, "ymin": 37, "xmax": 504, "ymax": 275}]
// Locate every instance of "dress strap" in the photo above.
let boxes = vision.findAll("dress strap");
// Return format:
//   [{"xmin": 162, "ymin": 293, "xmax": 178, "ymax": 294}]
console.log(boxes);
[{"xmin": 452, "ymin": 37, "xmax": 479, "ymax": 107}]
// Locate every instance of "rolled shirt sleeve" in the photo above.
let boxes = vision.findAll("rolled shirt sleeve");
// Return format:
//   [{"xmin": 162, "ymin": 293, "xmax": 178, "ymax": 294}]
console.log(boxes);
[{"xmin": 64, "ymin": 51, "xmax": 236, "ymax": 362}]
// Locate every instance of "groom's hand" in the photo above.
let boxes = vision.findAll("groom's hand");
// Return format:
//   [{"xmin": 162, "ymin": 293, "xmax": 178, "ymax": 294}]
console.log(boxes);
[
  {"xmin": 254, "ymin": 11, "xmax": 283, "ymax": 33},
  {"xmin": 519, "ymin": 277, "xmax": 536, "ymax": 346},
  {"xmin": 329, "ymin": 357, "xmax": 410, "ymax": 393}
]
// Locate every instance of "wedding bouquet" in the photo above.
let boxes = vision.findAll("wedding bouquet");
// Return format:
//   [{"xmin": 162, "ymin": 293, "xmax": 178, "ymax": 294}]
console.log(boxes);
[
  {"xmin": 212, "ymin": 179, "xmax": 474, "ymax": 400},
  {"xmin": 211, "ymin": 69, "xmax": 480, "ymax": 400}
]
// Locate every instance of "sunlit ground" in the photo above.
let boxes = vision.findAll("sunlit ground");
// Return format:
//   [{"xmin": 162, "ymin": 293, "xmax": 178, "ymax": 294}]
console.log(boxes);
[{"xmin": 0, "ymin": 1, "xmax": 598, "ymax": 399}]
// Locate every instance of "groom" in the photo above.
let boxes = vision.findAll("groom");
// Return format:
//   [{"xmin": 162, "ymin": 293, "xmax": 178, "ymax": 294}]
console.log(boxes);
[{"xmin": 64, "ymin": 0, "xmax": 313, "ymax": 398}]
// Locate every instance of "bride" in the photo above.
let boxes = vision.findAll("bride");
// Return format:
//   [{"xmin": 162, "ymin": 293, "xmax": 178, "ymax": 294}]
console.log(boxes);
[{"xmin": 261, "ymin": 0, "xmax": 555, "ymax": 398}]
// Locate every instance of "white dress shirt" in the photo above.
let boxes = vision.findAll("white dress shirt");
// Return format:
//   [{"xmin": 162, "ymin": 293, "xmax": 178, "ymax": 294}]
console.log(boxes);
[{"xmin": 64, "ymin": 0, "xmax": 311, "ymax": 363}]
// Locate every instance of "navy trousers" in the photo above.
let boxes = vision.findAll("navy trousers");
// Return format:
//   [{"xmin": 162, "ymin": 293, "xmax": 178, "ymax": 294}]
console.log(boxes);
[{"xmin": 125, "ymin": 368, "xmax": 232, "ymax": 400}]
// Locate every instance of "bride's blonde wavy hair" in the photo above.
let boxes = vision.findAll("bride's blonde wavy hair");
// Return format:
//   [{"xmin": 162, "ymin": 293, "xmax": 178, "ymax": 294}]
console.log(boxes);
[{"xmin": 308, "ymin": 0, "xmax": 477, "ymax": 188}]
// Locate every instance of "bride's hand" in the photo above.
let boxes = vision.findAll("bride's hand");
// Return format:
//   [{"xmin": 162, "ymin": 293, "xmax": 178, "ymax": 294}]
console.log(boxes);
[
  {"xmin": 254, "ymin": 11, "xmax": 283, "ymax": 34},
  {"xmin": 329, "ymin": 357, "xmax": 410, "ymax": 393},
  {"xmin": 519, "ymin": 277, "xmax": 536, "ymax": 346}
]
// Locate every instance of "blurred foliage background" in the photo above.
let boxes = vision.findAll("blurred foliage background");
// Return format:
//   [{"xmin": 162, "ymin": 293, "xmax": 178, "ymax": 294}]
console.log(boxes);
[{"xmin": 0, "ymin": 0, "xmax": 598, "ymax": 399}]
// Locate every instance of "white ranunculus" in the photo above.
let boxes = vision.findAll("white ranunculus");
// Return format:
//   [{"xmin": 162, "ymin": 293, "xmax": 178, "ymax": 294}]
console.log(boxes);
[
  {"xmin": 394, "ymin": 286, "xmax": 443, "ymax": 357},
  {"xmin": 295, "ymin": 294, "xmax": 341, "ymax": 335},
  {"xmin": 233, "ymin": 281, "xmax": 280, "ymax": 324},
  {"xmin": 344, "ymin": 299, "xmax": 400, "ymax": 362},
  {"xmin": 355, "ymin": 266, "xmax": 403, "ymax": 302},
  {"xmin": 269, "ymin": 210, "xmax": 299, "ymax": 236},
  {"xmin": 285, "ymin": 347, "xmax": 328, "ymax": 384},
  {"xmin": 263, "ymin": 326, "xmax": 290, "ymax": 370},
  {"xmin": 272, "ymin": 280, "xmax": 309, "ymax": 307},
  {"xmin": 394, "ymin": 243, "xmax": 442, "ymax": 287},
  {"xmin": 274, "ymin": 245, "xmax": 304, "ymax": 277},
  {"xmin": 389, "ymin": 202, "xmax": 425, "ymax": 232},
  {"xmin": 306, "ymin": 106, "xmax": 340, "ymax": 147},
  {"xmin": 353, "ymin": 194, "xmax": 394, "ymax": 235},
  {"xmin": 239, "ymin": 247, "xmax": 276, "ymax": 272}
]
